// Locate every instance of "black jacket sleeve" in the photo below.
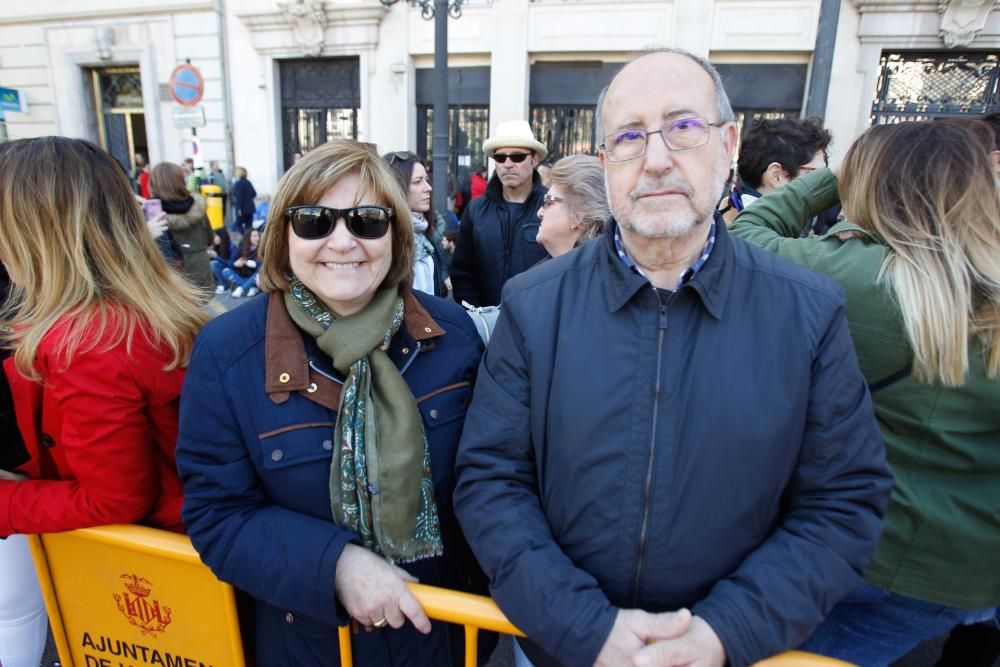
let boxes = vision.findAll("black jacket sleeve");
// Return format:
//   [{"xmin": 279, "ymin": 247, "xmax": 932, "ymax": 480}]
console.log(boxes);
[{"xmin": 449, "ymin": 205, "xmax": 481, "ymax": 306}]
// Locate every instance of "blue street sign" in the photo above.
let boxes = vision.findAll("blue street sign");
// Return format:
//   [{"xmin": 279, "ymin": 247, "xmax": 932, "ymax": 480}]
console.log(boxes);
[{"xmin": 0, "ymin": 87, "xmax": 26, "ymax": 120}]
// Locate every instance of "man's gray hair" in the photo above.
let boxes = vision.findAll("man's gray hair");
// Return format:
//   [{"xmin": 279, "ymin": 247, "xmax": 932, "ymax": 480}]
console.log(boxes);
[{"xmin": 594, "ymin": 47, "xmax": 736, "ymax": 144}]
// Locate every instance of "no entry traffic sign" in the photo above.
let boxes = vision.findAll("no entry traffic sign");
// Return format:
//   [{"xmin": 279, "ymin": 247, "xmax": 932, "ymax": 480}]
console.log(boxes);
[{"xmin": 169, "ymin": 64, "xmax": 204, "ymax": 107}]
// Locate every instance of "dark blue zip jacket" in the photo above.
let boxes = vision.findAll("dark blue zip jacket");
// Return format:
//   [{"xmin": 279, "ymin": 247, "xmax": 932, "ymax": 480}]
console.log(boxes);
[
  {"xmin": 177, "ymin": 290, "xmax": 487, "ymax": 666},
  {"xmin": 449, "ymin": 172, "xmax": 548, "ymax": 307},
  {"xmin": 454, "ymin": 219, "xmax": 892, "ymax": 667}
]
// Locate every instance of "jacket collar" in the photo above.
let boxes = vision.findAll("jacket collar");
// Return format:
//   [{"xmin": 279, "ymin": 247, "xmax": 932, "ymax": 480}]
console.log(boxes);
[
  {"xmin": 484, "ymin": 170, "xmax": 545, "ymax": 205},
  {"xmin": 600, "ymin": 214, "xmax": 732, "ymax": 320},
  {"xmin": 264, "ymin": 289, "xmax": 446, "ymax": 406}
]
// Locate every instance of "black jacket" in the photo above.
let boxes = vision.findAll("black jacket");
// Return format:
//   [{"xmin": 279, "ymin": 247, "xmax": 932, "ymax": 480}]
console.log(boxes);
[
  {"xmin": 0, "ymin": 266, "xmax": 28, "ymax": 472},
  {"xmin": 231, "ymin": 178, "xmax": 257, "ymax": 221},
  {"xmin": 454, "ymin": 220, "xmax": 892, "ymax": 667},
  {"xmin": 449, "ymin": 173, "xmax": 548, "ymax": 306}
]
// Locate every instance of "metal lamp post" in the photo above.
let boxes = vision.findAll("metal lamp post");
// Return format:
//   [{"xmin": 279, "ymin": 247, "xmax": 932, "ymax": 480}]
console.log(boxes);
[{"xmin": 379, "ymin": 0, "xmax": 464, "ymax": 217}]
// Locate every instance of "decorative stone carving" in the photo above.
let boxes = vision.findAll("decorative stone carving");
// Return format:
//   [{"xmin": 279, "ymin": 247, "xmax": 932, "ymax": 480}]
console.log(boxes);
[
  {"xmin": 94, "ymin": 26, "xmax": 116, "ymax": 61},
  {"xmin": 238, "ymin": 4, "xmax": 386, "ymax": 58},
  {"xmin": 938, "ymin": 0, "xmax": 997, "ymax": 47},
  {"xmin": 278, "ymin": 0, "xmax": 328, "ymax": 57}
]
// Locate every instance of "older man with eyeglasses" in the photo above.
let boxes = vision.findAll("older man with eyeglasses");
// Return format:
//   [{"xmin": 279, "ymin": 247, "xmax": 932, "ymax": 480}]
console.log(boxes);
[
  {"xmin": 454, "ymin": 48, "xmax": 892, "ymax": 667},
  {"xmin": 449, "ymin": 121, "xmax": 549, "ymax": 307}
]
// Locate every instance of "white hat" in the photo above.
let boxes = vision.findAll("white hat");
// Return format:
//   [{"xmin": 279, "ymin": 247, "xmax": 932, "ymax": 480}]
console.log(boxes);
[{"xmin": 482, "ymin": 120, "xmax": 548, "ymax": 161}]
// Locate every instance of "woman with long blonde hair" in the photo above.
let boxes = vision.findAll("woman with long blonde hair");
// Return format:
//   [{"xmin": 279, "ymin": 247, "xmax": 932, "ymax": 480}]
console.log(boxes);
[
  {"xmin": 730, "ymin": 119, "xmax": 1000, "ymax": 665},
  {"xmin": 0, "ymin": 137, "xmax": 209, "ymax": 508}
]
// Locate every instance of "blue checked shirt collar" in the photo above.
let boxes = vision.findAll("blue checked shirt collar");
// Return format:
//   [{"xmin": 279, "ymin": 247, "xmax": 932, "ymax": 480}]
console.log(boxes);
[{"xmin": 614, "ymin": 219, "xmax": 717, "ymax": 290}]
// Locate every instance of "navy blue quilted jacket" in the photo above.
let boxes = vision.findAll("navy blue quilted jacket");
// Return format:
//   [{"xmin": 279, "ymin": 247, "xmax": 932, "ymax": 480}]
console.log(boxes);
[{"xmin": 177, "ymin": 290, "xmax": 486, "ymax": 666}]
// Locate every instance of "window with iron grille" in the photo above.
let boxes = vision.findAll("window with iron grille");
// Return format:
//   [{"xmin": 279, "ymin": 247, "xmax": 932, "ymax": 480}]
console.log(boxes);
[
  {"xmin": 416, "ymin": 105, "xmax": 490, "ymax": 171},
  {"xmin": 279, "ymin": 58, "xmax": 360, "ymax": 170},
  {"xmin": 871, "ymin": 51, "xmax": 1000, "ymax": 124}
]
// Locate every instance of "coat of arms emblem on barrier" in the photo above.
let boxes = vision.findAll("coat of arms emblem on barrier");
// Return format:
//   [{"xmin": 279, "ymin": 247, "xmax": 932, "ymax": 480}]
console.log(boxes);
[{"xmin": 113, "ymin": 573, "xmax": 173, "ymax": 636}]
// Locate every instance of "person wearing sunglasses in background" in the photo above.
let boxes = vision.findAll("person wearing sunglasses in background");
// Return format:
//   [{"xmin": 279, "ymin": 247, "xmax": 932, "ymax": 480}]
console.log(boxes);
[
  {"xmin": 176, "ymin": 140, "xmax": 492, "ymax": 666},
  {"xmin": 384, "ymin": 151, "xmax": 450, "ymax": 298},
  {"xmin": 449, "ymin": 120, "xmax": 549, "ymax": 307}
]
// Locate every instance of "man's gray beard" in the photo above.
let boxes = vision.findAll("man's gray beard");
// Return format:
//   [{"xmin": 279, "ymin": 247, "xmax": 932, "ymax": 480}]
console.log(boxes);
[
  {"xmin": 605, "ymin": 156, "xmax": 728, "ymax": 240},
  {"xmin": 621, "ymin": 210, "xmax": 702, "ymax": 239}
]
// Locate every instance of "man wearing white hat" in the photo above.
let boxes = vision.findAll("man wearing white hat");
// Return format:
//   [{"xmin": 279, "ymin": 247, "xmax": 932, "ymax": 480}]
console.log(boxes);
[{"xmin": 450, "ymin": 120, "xmax": 549, "ymax": 307}]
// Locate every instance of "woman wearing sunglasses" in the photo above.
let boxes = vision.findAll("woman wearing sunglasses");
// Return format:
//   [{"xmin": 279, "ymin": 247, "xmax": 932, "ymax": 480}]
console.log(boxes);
[
  {"xmin": 534, "ymin": 154, "xmax": 609, "ymax": 258},
  {"xmin": 176, "ymin": 140, "xmax": 490, "ymax": 666}
]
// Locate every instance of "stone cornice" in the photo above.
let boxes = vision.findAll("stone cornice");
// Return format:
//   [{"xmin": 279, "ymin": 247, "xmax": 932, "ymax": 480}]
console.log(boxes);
[
  {"xmin": 854, "ymin": 1, "xmax": 939, "ymax": 10},
  {"xmin": 0, "ymin": 2, "xmax": 214, "ymax": 25}
]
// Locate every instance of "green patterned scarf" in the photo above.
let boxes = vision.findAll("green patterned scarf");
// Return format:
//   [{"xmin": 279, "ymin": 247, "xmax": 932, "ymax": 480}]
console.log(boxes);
[{"xmin": 284, "ymin": 277, "xmax": 443, "ymax": 563}]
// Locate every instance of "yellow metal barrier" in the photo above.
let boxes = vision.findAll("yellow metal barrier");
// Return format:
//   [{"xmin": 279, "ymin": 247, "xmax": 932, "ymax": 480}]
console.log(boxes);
[
  {"xmin": 337, "ymin": 584, "xmax": 855, "ymax": 667},
  {"xmin": 29, "ymin": 524, "xmax": 853, "ymax": 667},
  {"xmin": 29, "ymin": 525, "xmax": 245, "ymax": 667},
  {"xmin": 200, "ymin": 183, "xmax": 224, "ymax": 230}
]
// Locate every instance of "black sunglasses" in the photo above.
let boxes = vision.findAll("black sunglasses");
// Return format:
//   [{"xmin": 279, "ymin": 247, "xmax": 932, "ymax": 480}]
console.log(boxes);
[
  {"xmin": 286, "ymin": 205, "xmax": 394, "ymax": 240},
  {"xmin": 388, "ymin": 150, "xmax": 417, "ymax": 166},
  {"xmin": 492, "ymin": 152, "xmax": 531, "ymax": 164}
]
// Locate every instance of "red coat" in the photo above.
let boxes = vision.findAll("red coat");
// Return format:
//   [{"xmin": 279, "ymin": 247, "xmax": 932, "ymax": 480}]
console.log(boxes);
[
  {"xmin": 0, "ymin": 316, "xmax": 187, "ymax": 536},
  {"xmin": 470, "ymin": 172, "xmax": 488, "ymax": 201}
]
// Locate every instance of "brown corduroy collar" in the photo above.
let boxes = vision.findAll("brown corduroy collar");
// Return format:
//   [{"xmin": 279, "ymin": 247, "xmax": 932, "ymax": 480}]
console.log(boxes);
[{"xmin": 263, "ymin": 289, "xmax": 445, "ymax": 409}]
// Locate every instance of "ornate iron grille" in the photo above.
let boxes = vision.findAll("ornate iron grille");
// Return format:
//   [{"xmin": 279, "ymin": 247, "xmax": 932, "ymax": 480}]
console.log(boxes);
[
  {"xmin": 871, "ymin": 51, "xmax": 1000, "ymax": 124},
  {"xmin": 530, "ymin": 106, "xmax": 596, "ymax": 162},
  {"xmin": 96, "ymin": 70, "xmax": 143, "ymax": 110}
]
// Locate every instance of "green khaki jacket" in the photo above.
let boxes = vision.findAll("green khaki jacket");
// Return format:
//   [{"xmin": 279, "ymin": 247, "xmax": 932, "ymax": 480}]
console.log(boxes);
[{"xmin": 730, "ymin": 168, "xmax": 1000, "ymax": 609}]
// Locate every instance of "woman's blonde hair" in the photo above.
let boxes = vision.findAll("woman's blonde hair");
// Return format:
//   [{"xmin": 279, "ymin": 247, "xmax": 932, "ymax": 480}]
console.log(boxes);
[
  {"xmin": 0, "ymin": 138, "xmax": 208, "ymax": 379},
  {"xmin": 840, "ymin": 120, "xmax": 1000, "ymax": 385},
  {"xmin": 548, "ymin": 154, "xmax": 609, "ymax": 245},
  {"xmin": 259, "ymin": 139, "xmax": 414, "ymax": 293},
  {"xmin": 149, "ymin": 162, "xmax": 190, "ymax": 202}
]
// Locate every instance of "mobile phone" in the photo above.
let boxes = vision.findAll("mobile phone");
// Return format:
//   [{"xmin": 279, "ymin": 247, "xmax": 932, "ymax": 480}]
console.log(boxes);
[{"xmin": 143, "ymin": 198, "xmax": 163, "ymax": 220}]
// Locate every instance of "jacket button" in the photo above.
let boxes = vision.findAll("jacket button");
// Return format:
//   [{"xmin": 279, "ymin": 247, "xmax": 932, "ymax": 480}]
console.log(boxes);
[
  {"xmin": 307, "ymin": 382, "xmax": 318, "ymax": 393},
  {"xmin": 278, "ymin": 372, "xmax": 291, "ymax": 384},
  {"xmin": 285, "ymin": 612, "xmax": 294, "ymax": 624},
  {"xmin": 322, "ymin": 440, "xmax": 333, "ymax": 451},
  {"xmin": 401, "ymin": 347, "xmax": 410, "ymax": 355},
  {"xmin": 40, "ymin": 433, "xmax": 55, "ymax": 448},
  {"xmin": 429, "ymin": 409, "xmax": 439, "ymax": 419},
  {"xmin": 271, "ymin": 449, "xmax": 284, "ymax": 462}
]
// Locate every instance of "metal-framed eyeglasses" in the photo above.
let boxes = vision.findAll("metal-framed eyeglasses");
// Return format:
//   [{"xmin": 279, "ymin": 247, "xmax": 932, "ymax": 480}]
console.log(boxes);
[
  {"xmin": 601, "ymin": 116, "xmax": 727, "ymax": 162},
  {"xmin": 541, "ymin": 194, "xmax": 564, "ymax": 209}
]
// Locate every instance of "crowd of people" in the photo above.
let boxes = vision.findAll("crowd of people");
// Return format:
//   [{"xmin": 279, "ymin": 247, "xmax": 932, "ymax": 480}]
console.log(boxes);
[{"xmin": 0, "ymin": 45, "xmax": 997, "ymax": 667}]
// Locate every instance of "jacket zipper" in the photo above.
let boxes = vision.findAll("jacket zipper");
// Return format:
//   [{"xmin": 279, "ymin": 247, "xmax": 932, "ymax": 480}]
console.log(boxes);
[
  {"xmin": 399, "ymin": 341, "xmax": 421, "ymax": 376},
  {"xmin": 308, "ymin": 341, "xmax": 422, "ymax": 381},
  {"xmin": 308, "ymin": 360, "xmax": 343, "ymax": 384},
  {"xmin": 632, "ymin": 287, "xmax": 673, "ymax": 606}
]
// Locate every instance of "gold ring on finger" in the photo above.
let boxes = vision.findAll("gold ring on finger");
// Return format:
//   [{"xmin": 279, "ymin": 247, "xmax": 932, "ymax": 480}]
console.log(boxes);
[{"xmin": 372, "ymin": 616, "xmax": 388, "ymax": 628}]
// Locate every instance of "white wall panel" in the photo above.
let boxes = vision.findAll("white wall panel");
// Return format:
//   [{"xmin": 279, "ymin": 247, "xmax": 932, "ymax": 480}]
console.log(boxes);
[{"xmin": 711, "ymin": 1, "xmax": 820, "ymax": 51}]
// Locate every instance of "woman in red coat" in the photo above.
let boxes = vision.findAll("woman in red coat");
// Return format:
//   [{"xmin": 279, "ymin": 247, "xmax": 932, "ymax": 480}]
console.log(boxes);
[{"xmin": 0, "ymin": 137, "xmax": 208, "ymax": 534}]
